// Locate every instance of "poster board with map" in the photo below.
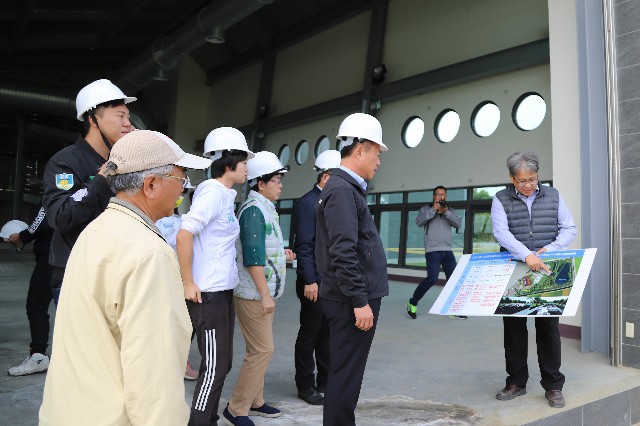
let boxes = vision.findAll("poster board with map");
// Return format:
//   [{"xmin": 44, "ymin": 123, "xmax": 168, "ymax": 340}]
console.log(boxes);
[{"xmin": 429, "ymin": 249, "xmax": 597, "ymax": 317}]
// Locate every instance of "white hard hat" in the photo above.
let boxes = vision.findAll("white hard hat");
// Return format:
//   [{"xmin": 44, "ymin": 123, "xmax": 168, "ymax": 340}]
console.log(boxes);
[
  {"xmin": 247, "ymin": 151, "xmax": 289, "ymax": 184},
  {"xmin": 0, "ymin": 220, "xmax": 28, "ymax": 240},
  {"xmin": 75, "ymin": 79, "xmax": 137, "ymax": 121},
  {"xmin": 314, "ymin": 149, "xmax": 341, "ymax": 172},
  {"xmin": 203, "ymin": 127, "xmax": 255, "ymax": 160},
  {"xmin": 336, "ymin": 113, "xmax": 388, "ymax": 151}
]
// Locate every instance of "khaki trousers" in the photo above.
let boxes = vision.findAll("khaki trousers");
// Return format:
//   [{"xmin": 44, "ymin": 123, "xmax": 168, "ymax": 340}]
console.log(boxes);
[{"xmin": 228, "ymin": 297, "xmax": 275, "ymax": 416}]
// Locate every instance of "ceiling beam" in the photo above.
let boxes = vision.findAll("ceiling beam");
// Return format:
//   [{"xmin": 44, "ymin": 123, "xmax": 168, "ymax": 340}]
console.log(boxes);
[{"xmin": 5, "ymin": 0, "xmax": 38, "ymax": 62}]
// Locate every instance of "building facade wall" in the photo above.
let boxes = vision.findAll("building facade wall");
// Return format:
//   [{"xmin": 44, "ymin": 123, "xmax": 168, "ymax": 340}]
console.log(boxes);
[{"xmin": 614, "ymin": 0, "xmax": 640, "ymax": 367}]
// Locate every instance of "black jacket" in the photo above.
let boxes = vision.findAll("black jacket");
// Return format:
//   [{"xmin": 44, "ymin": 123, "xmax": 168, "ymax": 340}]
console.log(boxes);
[
  {"xmin": 315, "ymin": 168, "xmax": 388, "ymax": 307},
  {"xmin": 18, "ymin": 201, "xmax": 53, "ymax": 263},
  {"xmin": 42, "ymin": 136, "xmax": 113, "ymax": 268},
  {"xmin": 293, "ymin": 185, "xmax": 321, "ymax": 299}
]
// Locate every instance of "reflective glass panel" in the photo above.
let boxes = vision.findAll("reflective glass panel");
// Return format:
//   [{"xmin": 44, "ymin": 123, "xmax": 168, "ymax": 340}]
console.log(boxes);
[
  {"xmin": 445, "ymin": 188, "xmax": 466, "ymax": 201},
  {"xmin": 472, "ymin": 186, "xmax": 506, "ymax": 200},
  {"xmin": 279, "ymin": 199, "xmax": 294, "ymax": 209},
  {"xmin": 402, "ymin": 116, "xmax": 425, "ymax": 148},
  {"xmin": 380, "ymin": 192, "xmax": 403, "ymax": 204},
  {"xmin": 315, "ymin": 136, "xmax": 330, "ymax": 156},
  {"xmin": 452, "ymin": 209, "xmax": 465, "ymax": 261},
  {"xmin": 471, "ymin": 101, "xmax": 500, "ymax": 137},
  {"xmin": 380, "ymin": 211, "xmax": 401, "ymax": 264},
  {"xmin": 278, "ymin": 144, "xmax": 290, "ymax": 166},
  {"xmin": 279, "ymin": 213, "xmax": 291, "ymax": 248},
  {"xmin": 472, "ymin": 212, "xmax": 500, "ymax": 253},
  {"xmin": 295, "ymin": 140, "xmax": 309, "ymax": 165},
  {"xmin": 435, "ymin": 109, "xmax": 460, "ymax": 143},
  {"xmin": 406, "ymin": 210, "xmax": 426, "ymax": 267},
  {"xmin": 407, "ymin": 191, "xmax": 431, "ymax": 203},
  {"xmin": 513, "ymin": 93, "xmax": 546, "ymax": 131}
]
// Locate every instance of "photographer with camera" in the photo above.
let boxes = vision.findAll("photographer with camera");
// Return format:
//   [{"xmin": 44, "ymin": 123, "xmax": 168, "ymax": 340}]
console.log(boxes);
[{"xmin": 407, "ymin": 186, "xmax": 464, "ymax": 319}]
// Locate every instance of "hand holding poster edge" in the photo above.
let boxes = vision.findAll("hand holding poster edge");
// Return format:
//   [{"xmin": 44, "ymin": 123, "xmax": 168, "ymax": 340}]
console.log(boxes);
[{"xmin": 428, "ymin": 248, "xmax": 597, "ymax": 317}]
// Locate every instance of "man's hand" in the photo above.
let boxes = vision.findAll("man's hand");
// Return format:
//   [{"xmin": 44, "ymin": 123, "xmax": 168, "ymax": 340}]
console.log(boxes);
[
  {"xmin": 285, "ymin": 249, "xmax": 296, "ymax": 261},
  {"xmin": 434, "ymin": 200, "xmax": 448, "ymax": 214},
  {"xmin": 303, "ymin": 283, "xmax": 319, "ymax": 302},
  {"xmin": 525, "ymin": 253, "xmax": 550, "ymax": 274},
  {"xmin": 8, "ymin": 233, "xmax": 22, "ymax": 245},
  {"xmin": 354, "ymin": 304, "xmax": 374, "ymax": 331},
  {"xmin": 183, "ymin": 281, "xmax": 202, "ymax": 303},
  {"xmin": 261, "ymin": 294, "xmax": 275, "ymax": 315}
]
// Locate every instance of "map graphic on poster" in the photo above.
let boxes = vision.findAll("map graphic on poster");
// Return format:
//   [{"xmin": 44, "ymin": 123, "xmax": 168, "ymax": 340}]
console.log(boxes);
[{"xmin": 429, "ymin": 249, "xmax": 597, "ymax": 317}]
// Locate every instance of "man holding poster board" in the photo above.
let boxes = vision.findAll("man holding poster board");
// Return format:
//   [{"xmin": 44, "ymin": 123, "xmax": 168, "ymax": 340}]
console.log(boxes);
[{"xmin": 491, "ymin": 152, "xmax": 576, "ymax": 409}]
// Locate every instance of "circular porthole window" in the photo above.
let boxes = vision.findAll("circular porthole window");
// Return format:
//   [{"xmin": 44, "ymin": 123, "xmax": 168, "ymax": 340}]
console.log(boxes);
[
  {"xmin": 513, "ymin": 92, "xmax": 546, "ymax": 131},
  {"xmin": 336, "ymin": 138, "xmax": 347, "ymax": 152},
  {"xmin": 401, "ymin": 116, "xmax": 425, "ymax": 148},
  {"xmin": 295, "ymin": 140, "xmax": 309, "ymax": 165},
  {"xmin": 434, "ymin": 109, "xmax": 460, "ymax": 143},
  {"xmin": 315, "ymin": 136, "xmax": 330, "ymax": 157},
  {"xmin": 278, "ymin": 144, "xmax": 290, "ymax": 166},
  {"xmin": 471, "ymin": 101, "xmax": 500, "ymax": 137}
]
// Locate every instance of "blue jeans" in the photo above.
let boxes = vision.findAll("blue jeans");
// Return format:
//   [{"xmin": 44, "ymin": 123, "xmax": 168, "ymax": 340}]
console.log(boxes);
[{"xmin": 410, "ymin": 251, "xmax": 457, "ymax": 306}]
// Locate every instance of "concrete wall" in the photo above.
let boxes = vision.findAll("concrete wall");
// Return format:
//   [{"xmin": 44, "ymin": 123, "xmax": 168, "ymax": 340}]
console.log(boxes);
[
  {"xmin": 614, "ymin": 0, "xmax": 640, "ymax": 367},
  {"xmin": 548, "ymin": 0, "xmax": 581, "ymax": 327},
  {"xmin": 208, "ymin": 62, "xmax": 261, "ymax": 129},
  {"xmin": 384, "ymin": 0, "xmax": 548, "ymax": 82},
  {"xmin": 263, "ymin": 65, "xmax": 552, "ymax": 199},
  {"xmin": 270, "ymin": 12, "xmax": 370, "ymax": 116}
]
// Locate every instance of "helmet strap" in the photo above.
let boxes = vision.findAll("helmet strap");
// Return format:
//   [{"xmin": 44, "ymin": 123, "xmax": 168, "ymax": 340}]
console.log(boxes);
[{"xmin": 89, "ymin": 111, "xmax": 113, "ymax": 152}]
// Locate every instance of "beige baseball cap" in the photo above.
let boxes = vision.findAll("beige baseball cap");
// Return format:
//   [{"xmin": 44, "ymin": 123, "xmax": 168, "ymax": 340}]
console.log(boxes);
[{"xmin": 108, "ymin": 130, "xmax": 211, "ymax": 174}]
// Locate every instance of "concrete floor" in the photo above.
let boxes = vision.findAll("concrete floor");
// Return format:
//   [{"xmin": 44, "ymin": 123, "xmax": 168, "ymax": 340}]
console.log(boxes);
[{"xmin": 2, "ymin": 246, "xmax": 640, "ymax": 425}]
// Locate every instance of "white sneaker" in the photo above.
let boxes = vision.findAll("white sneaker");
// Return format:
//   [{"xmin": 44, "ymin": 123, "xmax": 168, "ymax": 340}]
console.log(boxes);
[{"xmin": 8, "ymin": 353, "xmax": 49, "ymax": 376}]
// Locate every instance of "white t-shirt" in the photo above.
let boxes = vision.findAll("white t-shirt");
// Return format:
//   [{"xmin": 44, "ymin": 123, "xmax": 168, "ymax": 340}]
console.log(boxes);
[
  {"xmin": 180, "ymin": 179, "xmax": 240, "ymax": 292},
  {"xmin": 156, "ymin": 214, "xmax": 181, "ymax": 250}
]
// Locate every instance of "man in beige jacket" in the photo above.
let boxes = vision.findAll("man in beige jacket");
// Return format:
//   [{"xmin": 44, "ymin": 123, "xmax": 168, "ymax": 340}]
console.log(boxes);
[{"xmin": 39, "ymin": 130, "xmax": 211, "ymax": 426}]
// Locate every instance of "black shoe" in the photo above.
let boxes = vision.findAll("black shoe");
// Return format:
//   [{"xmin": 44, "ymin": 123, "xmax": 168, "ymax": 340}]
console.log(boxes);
[
  {"xmin": 545, "ymin": 390, "xmax": 565, "ymax": 408},
  {"xmin": 298, "ymin": 387, "xmax": 324, "ymax": 405},
  {"xmin": 496, "ymin": 384, "xmax": 527, "ymax": 401}
]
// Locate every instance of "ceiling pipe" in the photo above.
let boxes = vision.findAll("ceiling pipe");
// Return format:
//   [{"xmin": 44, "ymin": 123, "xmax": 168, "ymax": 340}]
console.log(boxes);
[
  {"xmin": 0, "ymin": 80, "xmax": 76, "ymax": 118},
  {"xmin": 0, "ymin": 0, "xmax": 274, "ymax": 126},
  {"xmin": 117, "ymin": 0, "xmax": 275, "ymax": 94},
  {"xmin": 0, "ymin": 79, "xmax": 149, "ymax": 130}
]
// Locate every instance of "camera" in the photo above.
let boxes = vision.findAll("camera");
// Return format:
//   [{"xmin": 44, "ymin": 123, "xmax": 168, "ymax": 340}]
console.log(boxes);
[{"xmin": 439, "ymin": 199, "xmax": 447, "ymax": 208}]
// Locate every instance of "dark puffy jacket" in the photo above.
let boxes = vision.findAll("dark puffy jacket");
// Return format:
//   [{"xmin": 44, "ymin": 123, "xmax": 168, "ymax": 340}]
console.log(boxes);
[
  {"xmin": 315, "ymin": 168, "xmax": 388, "ymax": 308},
  {"xmin": 293, "ymin": 185, "xmax": 321, "ymax": 299}
]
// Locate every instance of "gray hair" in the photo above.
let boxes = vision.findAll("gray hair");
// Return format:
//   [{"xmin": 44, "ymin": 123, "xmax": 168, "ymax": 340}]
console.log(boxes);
[
  {"xmin": 107, "ymin": 164, "xmax": 174, "ymax": 194},
  {"xmin": 506, "ymin": 151, "xmax": 539, "ymax": 176}
]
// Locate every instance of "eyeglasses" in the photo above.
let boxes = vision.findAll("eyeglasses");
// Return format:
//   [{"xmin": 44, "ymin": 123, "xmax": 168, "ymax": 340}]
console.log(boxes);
[
  {"xmin": 164, "ymin": 173, "xmax": 190, "ymax": 189},
  {"xmin": 514, "ymin": 177, "xmax": 538, "ymax": 187},
  {"xmin": 268, "ymin": 177, "xmax": 283, "ymax": 185}
]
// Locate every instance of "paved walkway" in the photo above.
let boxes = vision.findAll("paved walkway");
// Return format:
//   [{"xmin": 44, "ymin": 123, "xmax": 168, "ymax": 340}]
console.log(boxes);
[{"xmin": 1, "ymin": 247, "xmax": 639, "ymax": 425}]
